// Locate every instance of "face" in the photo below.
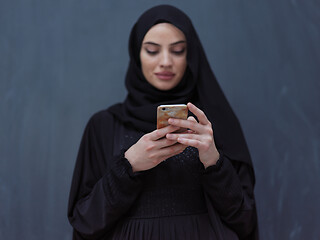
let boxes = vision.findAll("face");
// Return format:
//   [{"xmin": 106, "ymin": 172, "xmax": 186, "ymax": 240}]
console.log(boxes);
[{"xmin": 140, "ymin": 23, "xmax": 187, "ymax": 91}]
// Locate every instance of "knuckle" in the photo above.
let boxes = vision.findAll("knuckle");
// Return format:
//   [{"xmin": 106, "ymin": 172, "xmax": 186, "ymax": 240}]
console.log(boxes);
[
  {"xmin": 204, "ymin": 136, "xmax": 212, "ymax": 144},
  {"xmin": 207, "ymin": 127, "xmax": 213, "ymax": 136},
  {"xmin": 155, "ymin": 130, "xmax": 162, "ymax": 139},
  {"xmin": 188, "ymin": 121, "xmax": 195, "ymax": 129},
  {"xmin": 203, "ymin": 142, "xmax": 211, "ymax": 151},
  {"xmin": 149, "ymin": 153, "xmax": 157, "ymax": 159},
  {"xmin": 142, "ymin": 134, "xmax": 150, "ymax": 141},
  {"xmin": 153, "ymin": 131, "xmax": 159, "ymax": 138},
  {"xmin": 146, "ymin": 144, "xmax": 155, "ymax": 152},
  {"xmin": 194, "ymin": 141, "xmax": 200, "ymax": 148}
]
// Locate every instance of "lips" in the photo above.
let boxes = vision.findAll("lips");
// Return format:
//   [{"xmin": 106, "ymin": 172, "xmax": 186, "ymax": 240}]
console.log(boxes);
[{"xmin": 155, "ymin": 71, "xmax": 175, "ymax": 80}]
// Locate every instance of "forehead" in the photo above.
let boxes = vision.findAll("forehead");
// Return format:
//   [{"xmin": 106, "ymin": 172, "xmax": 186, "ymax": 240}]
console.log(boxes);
[{"xmin": 142, "ymin": 23, "xmax": 186, "ymax": 43}]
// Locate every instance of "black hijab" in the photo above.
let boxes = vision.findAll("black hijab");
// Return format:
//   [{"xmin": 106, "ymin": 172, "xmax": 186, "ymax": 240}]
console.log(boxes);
[{"xmin": 108, "ymin": 5, "xmax": 254, "ymax": 169}]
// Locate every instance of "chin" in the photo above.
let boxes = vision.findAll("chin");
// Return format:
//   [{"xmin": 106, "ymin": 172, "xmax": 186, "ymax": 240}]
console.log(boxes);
[{"xmin": 155, "ymin": 82, "xmax": 178, "ymax": 91}]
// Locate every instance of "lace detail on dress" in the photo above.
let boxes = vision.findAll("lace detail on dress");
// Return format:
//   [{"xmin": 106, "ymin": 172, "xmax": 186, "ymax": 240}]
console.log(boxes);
[
  {"xmin": 114, "ymin": 122, "xmax": 208, "ymax": 219},
  {"xmin": 126, "ymin": 147, "xmax": 207, "ymax": 218}
]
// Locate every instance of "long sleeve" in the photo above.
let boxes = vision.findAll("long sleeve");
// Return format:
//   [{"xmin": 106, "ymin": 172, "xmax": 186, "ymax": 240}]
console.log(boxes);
[
  {"xmin": 202, "ymin": 152, "xmax": 258, "ymax": 240},
  {"xmin": 68, "ymin": 111, "xmax": 143, "ymax": 239}
]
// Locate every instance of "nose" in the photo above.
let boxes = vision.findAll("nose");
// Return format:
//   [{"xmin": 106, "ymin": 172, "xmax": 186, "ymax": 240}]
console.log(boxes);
[{"xmin": 160, "ymin": 51, "xmax": 173, "ymax": 68}]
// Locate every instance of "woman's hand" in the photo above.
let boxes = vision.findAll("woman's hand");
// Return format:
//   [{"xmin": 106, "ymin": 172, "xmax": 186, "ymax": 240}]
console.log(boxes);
[
  {"xmin": 166, "ymin": 102, "xmax": 220, "ymax": 169},
  {"xmin": 125, "ymin": 125, "xmax": 187, "ymax": 172}
]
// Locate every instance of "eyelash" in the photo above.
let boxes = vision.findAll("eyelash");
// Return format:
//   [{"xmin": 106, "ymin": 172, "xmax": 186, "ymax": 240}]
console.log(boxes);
[
  {"xmin": 172, "ymin": 49, "xmax": 186, "ymax": 55},
  {"xmin": 146, "ymin": 50, "xmax": 158, "ymax": 55},
  {"xmin": 146, "ymin": 49, "xmax": 186, "ymax": 56}
]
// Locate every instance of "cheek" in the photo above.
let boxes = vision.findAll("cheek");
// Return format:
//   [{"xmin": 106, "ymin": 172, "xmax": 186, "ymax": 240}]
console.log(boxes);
[
  {"xmin": 176, "ymin": 58, "xmax": 187, "ymax": 75},
  {"xmin": 142, "ymin": 57, "xmax": 157, "ymax": 73},
  {"xmin": 140, "ymin": 55, "xmax": 156, "ymax": 80},
  {"xmin": 140, "ymin": 52, "xmax": 148, "ymax": 65},
  {"xmin": 140, "ymin": 55, "xmax": 148, "ymax": 72},
  {"xmin": 141, "ymin": 61, "xmax": 151, "ymax": 75}
]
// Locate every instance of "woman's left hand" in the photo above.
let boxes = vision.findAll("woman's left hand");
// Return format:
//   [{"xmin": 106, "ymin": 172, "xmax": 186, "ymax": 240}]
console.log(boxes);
[{"xmin": 166, "ymin": 102, "xmax": 220, "ymax": 168}]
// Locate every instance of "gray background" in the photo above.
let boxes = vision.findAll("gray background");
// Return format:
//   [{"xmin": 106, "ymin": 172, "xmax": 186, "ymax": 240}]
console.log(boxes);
[{"xmin": 1, "ymin": 0, "xmax": 319, "ymax": 239}]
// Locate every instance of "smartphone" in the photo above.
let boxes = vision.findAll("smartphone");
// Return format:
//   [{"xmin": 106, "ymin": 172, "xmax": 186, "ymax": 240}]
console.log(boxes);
[{"xmin": 157, "ymin": 104, "xmax": 188, "ymax": 130}]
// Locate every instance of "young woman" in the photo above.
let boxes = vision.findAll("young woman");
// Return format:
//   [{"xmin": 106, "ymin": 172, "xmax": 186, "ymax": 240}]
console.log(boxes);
[{"xmin": 68, "ymin": 5, "xmax": 258, "ymax": 240}]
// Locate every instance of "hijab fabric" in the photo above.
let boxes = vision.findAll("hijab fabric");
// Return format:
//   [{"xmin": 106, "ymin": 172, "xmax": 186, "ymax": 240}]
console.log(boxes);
[{"xmin": 108, "ymin": 5, "xmax": 254, "ymax": 170}]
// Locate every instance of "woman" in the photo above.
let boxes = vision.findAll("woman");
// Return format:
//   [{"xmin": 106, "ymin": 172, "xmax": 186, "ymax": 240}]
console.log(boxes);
[{"xmin": 68, "ymin": 5, "xmax": 258, "ymax": 240}]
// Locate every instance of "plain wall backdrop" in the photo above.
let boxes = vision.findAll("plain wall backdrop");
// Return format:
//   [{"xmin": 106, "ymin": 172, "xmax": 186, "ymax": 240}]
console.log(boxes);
[{"xmin": 1, "ymin": 0, "xmax": 319, "ymax": 239}]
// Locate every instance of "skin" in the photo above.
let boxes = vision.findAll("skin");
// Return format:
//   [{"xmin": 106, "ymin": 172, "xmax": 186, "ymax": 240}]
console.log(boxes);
[
  {"xmin": 125, "ymin": 23, "xmax": 220, "ymax": 172},
  {"xmin": 140, "ymin": 23, "xmax": 187, "ymax": 91},
  {"xmin": 166, "ymin": 102, "xmax": 220, "ymax": 169}
]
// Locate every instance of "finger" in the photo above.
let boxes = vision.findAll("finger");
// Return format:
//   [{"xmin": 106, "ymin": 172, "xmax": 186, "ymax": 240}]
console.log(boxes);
[
  {"xmin": 187, "ymin": 102, "xmax": 210, "ymax": 125},
  {"xmin": 186, "ymin": 116, "xmax": 198, "ymax": 133},
  {"xmin": 168, "ymin": 118, "xmax": 204, "ymax": 134},
  {"xmin": 187, "ymin": 116, "xmax": 198, "ymax": 122},
  {"xmin": 157, "ymin": 137, "xmax": 178, "ymax": 149},
  {"xmin": 149, "ymin": 125, "xmax": 180, "ymax": 141},
  {"xmin": 166, "ymin": 133, "xmax": 201, "ymax": 141},
  {"xmin": 176, "ymin": 137, "xmax": 201, "ymax": 149},
  {"xmin": 158, "ymin": 143, "xmax": 186, "ymax": 159}
]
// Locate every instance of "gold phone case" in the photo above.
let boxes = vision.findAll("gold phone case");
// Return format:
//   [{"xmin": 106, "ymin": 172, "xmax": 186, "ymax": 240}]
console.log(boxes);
[{"xmin": 157, "ymin": 104, "xmax": 188, "ymax": 129}]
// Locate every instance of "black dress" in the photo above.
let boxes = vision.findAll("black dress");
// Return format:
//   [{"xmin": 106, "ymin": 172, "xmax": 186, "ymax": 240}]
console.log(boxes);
[
  {"xmin": 68, "ymin": 5, "xmax": 258, "ymax": 240},
  {"xmin": 68, "ymin": 110, "xmax": 258, "ymax": 240}
]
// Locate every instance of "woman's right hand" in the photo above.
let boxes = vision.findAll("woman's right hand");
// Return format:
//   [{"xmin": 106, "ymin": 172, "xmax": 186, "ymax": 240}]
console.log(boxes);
[{"xmin": 125, "ymin": 125, "xmax": 187, "ymax": 172}]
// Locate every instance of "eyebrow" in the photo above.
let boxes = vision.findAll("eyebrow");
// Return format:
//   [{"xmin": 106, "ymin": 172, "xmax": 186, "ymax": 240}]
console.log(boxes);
[{"xmin": 143, "ymin": 40, "xmax": 186, "ymax": 46}]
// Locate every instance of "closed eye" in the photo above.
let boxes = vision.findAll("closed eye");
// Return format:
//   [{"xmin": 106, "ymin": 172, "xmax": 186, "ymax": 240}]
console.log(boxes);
[
  {"xmin": 172, "ymin": 49, "xmax": 186, "ymax": 55},
  {"xmin": 146, "ymin": 49, "xmax": 159, "ymax": 55}
]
